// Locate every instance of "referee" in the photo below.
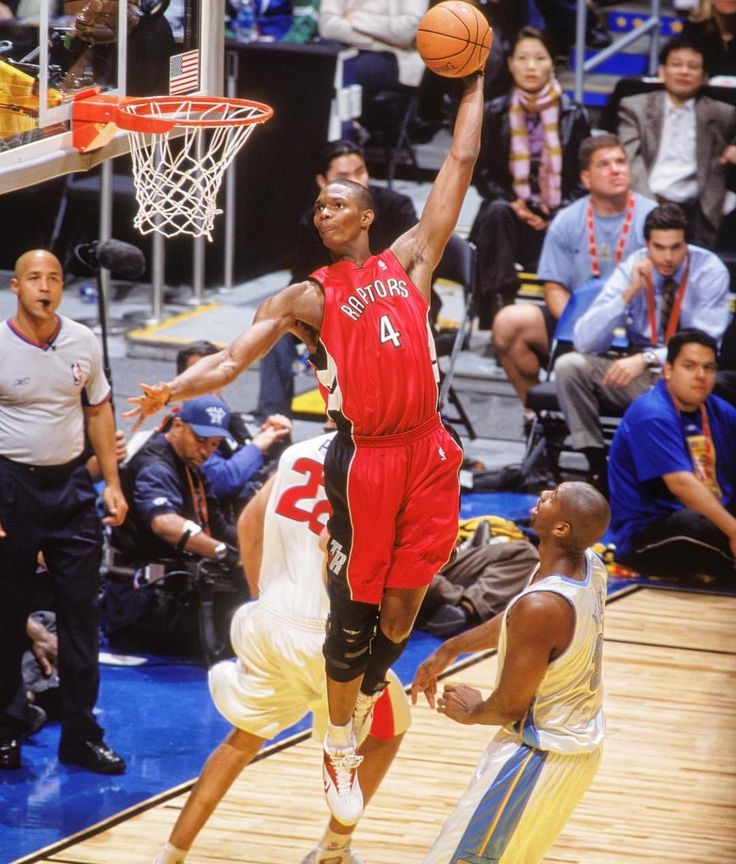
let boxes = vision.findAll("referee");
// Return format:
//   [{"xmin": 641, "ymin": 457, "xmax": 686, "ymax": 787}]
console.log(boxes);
[{"xmin": 0, "ymin": 250, "xmax": 128, "ymax": 774}]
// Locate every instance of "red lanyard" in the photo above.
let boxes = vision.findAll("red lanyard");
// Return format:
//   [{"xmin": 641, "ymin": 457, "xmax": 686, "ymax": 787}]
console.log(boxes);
[
  {"xmin": 586, "ymin": 193, "xmax": 635, "ymax": 278},
  {"xmin": 185, "ymin": 466, "xmax": 210, "ymax": 535},
  {"xmin": 644, "ymin": 255, "xmax": 689, "ymax": 346},
  {"xmin": 669, "ymin": 389, "xmax": 722, "ymax": 497}
]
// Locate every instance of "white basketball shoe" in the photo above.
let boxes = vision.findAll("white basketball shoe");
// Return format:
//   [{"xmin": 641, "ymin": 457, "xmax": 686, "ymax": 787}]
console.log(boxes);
[
  {"xmin": 322, "ymin": 739, "xmax": 364, "ymax": 826},
  {"xmin": 351, "ymin": 690, "xmax": 383, "ymax": 747}
]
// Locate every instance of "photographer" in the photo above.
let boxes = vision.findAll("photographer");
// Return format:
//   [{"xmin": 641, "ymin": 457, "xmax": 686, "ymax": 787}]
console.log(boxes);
[{"xmin": 103, "ymin": 395, "xmax": 246, "ymax": 659}]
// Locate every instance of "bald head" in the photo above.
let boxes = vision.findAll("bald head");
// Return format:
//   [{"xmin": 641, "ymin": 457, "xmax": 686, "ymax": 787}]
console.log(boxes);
[
  {"xmin": 557, "ymin": 482, "xmax": 611, "ymax": 551},
  {"xmin": 14, "ymin": 249, "xmax": 63, "ymax": 281}
]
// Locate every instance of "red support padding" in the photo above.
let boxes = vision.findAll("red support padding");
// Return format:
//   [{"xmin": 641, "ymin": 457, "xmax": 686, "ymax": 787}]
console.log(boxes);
[{"xmin": 71, "ymin": 89, "xmax": 175, "ymax": 152}]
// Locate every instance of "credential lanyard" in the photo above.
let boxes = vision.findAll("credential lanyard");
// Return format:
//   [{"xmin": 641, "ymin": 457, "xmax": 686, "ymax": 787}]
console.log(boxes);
[
  {"xmin": 670, "ymin": 389, "xmax": 722, "ymax": 498},
  {"xmin": 694, "ymin": 404, "xmax": 721, "ymax": 497},
  {"xmin": 185, "ymin": 466, "xmax": 210, "ymax": 535},
  {"xmin": 586, "ymin": 192, "xmax": 635, "ymax": 278}
]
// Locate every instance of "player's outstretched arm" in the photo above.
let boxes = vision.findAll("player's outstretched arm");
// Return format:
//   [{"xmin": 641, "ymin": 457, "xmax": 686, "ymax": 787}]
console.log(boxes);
[
  {"xmin": 393, "ymin": 72, "xmax": 484, "ymax": 295},
  {"xmin": 124, "ymin": 281, "xmax": 323, "ymax": 428}
]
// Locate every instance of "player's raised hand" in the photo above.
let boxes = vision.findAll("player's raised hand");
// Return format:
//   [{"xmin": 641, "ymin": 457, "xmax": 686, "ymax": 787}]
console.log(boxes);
[{"xmin": 122, "ymin": 382, "xmax": 171, "ymax": 432}]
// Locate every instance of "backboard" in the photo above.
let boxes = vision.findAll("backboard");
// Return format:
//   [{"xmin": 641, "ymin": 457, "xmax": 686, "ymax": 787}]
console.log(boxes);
[{"xmin": 0, "ymin": 0, "xmax": 223, "ymax": 193}]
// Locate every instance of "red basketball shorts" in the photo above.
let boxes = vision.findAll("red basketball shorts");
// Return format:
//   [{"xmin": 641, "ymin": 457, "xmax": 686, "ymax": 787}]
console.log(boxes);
[{"xmin": 324, "ymin": 415, "xmax": 463, "ymax": 604}]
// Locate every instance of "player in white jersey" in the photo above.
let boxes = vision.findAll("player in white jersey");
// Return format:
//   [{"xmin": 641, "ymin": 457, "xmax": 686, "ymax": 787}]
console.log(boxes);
[
  {"xmin": 155, "ymin": 433, "xmax": 411, "ymax": 864},
  {"xmin": 412, "ymin": 481, "xmax": 610, "ymax": 864}
]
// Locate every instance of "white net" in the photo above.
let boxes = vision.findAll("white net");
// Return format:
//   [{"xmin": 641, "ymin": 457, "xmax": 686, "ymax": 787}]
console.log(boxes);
[{"xmin": 121, "ymin": 97, "xmax": 271, "ymax": 240}]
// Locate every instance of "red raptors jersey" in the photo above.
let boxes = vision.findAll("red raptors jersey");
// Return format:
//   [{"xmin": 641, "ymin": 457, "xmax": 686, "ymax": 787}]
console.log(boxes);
[{"xmin": 309, "ymin": 250, "xmax": 440, "ymax": 436}]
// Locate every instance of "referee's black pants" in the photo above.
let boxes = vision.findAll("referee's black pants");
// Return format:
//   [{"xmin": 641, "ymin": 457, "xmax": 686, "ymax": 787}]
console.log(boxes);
[{"xmin": 0, "ymin": 459, "xmax": 105, "ymax": 749}]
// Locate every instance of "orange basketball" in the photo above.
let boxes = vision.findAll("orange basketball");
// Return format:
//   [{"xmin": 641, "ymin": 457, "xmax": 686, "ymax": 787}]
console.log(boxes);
[{"xmin": 416, "ymin": 1, "xmax": 493, "ymax": 79}]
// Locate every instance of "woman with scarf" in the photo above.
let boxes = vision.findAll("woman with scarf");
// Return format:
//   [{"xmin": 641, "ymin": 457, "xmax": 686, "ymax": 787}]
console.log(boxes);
[{"xmin": 470, "ymin": 26, "xmax": 590, "ymax": 328}]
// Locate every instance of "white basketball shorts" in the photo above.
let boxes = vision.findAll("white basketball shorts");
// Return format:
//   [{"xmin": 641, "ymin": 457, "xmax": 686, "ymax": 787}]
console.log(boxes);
[
  {"xmin": 208, "ymin": 599, "xmax": 411, "ymax": 742},
  {"xmin": 422, "ymin": 729, "xmax": 602, "ymax": 863}
]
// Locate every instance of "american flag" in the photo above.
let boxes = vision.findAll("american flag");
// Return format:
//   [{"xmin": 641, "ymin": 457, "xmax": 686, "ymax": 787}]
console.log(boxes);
[{"xmin": 169, "ymin": 50, "xmax": 200, "ymax": 95}]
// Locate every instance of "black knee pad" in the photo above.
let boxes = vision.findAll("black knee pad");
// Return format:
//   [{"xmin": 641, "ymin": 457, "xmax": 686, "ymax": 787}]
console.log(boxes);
[
  {"xmin": 361, "ymin": 627, "xmax": 410, "ymax": 696},
  {"xmin": 323, "ymin": 576, "xmax": 379, "ymax": 683}
]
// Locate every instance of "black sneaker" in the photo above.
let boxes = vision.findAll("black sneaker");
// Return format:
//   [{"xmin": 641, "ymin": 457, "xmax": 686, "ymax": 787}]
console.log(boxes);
[{"xmin": 59, "ymin": 740, "xmax": 126, "ymax": 775}]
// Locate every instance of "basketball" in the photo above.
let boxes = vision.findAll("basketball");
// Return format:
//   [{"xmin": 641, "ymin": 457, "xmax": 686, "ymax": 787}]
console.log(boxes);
[{"xmin": 416, "ymin": 1, "xmax": 493, "ymax": 79}]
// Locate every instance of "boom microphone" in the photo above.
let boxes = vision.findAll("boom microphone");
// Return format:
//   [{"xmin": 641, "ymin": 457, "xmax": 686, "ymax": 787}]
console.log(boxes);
[
  {"xmin": 75, "ymin": 239, "xmax": 146, "ymax": 280},
  {"xmin": 96, "ymin": 239, "xmax": 147, "ymax": 280}
]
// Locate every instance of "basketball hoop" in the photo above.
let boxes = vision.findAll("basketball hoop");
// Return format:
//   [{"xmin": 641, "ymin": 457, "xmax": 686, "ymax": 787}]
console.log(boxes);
[{"xmin": 72, "ymin": 93, "xmax": 274, "ymax": 240}]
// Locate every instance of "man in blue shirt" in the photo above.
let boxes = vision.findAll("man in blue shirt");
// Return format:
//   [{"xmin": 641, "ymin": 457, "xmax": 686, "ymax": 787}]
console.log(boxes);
[
  {"xmin": 554, "ymin": 203, "xmax": 730, "ymax": 491},
  {"xmin": 491, "ymin": 134, "xmax": 655, "ymax": 416},
  {"xmin": 608, "ymin": 329, "xmax": 736, "ymax": 582}
]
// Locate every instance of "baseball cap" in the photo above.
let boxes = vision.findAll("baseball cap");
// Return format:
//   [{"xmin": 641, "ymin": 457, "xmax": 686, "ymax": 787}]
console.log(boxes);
[{"xmin": 178, "ymin": 395, "xmax": 231, "ymax": 438}]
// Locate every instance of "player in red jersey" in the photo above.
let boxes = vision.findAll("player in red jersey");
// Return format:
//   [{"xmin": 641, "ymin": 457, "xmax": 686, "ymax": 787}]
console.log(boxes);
[{"xmin": 125, "ymin": 70, "xmax": 485, "ymax": 826}]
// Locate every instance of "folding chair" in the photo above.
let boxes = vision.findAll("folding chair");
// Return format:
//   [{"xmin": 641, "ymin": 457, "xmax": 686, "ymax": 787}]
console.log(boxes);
[
  {"xmin": 521, "ymin": 280, "xmax": 627, "ymax": 480},
  {"xmin": 436, "ymin": 234, "xmax": 478, "ymax": 439}
]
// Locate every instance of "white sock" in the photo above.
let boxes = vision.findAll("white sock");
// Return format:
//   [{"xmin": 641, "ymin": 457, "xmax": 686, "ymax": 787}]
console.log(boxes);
[
  {"xmin": 325, "ymin": 720, "xmax": 354, "ymax": 751},
  {"xmin": 155, "ymin": 842, "xmax": 187, "ymax": 864}
]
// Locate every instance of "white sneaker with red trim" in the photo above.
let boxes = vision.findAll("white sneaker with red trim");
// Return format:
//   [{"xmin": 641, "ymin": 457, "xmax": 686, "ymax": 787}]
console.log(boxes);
[{"xmin": 322, "ymin": 740, "xmax": 364, "ymax": 826}]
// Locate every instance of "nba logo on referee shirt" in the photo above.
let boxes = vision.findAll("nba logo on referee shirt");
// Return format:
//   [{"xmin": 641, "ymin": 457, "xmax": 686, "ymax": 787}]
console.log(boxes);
[{"xmin": 70, "ymin": 362, "xmax": 83, "ymax": 386}]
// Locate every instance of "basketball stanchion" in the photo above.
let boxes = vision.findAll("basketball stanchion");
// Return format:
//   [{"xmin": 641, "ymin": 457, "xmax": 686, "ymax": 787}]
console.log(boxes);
[{"xmin": 220, "ymin": 50, "xmax": 241, "ymax": 295}]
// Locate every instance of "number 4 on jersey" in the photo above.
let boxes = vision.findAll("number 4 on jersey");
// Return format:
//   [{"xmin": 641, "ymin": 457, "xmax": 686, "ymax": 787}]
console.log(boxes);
[{"xmin": 379, "ymin": 314, "xmax": 401, "ymax": 348}]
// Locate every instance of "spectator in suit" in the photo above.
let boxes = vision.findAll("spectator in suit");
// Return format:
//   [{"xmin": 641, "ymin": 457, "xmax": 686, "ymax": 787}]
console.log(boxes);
[
  {"xmin": 256, "ymin": 139, "xmax": 418, "ymax": 419},
  {"xmin": 617, "ymin": 35, "xmax": 736, "ymax": 247},
  {"xmin": 470, "ymin": 26, "xmax": 590, "ymax": 327},
  {"xmin": 555, "ymin": 203, "xmax": 730, "ymax": 492},
  {"xmin": 608, "ymin": 328, "xmax": 736, "ymax": 582}
]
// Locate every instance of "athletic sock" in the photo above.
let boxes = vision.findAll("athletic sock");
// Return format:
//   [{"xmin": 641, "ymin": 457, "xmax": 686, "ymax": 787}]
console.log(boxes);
[
  {"xmin": 325, "ymin": 720, "xmax": 354, "ymax": 752},
  {"xmin": 155, "ymin": 842, "xmax": 187, "ymax": 864}
]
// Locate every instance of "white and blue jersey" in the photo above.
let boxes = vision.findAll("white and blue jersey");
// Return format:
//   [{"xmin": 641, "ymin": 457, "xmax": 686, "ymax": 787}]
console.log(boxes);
[
  {"xmin": 423, "ymin": 548, "xmax": 608, "ymax": 864},
  {"xmin": 502, "ymin": 550, "xmax": 607, "ymax": 754}
]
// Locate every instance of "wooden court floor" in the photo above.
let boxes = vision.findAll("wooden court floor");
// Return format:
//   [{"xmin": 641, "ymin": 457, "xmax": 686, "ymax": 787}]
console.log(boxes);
[{"xmin": 34, "ymin": 587, "xmax": 736, "ymax": 864}]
